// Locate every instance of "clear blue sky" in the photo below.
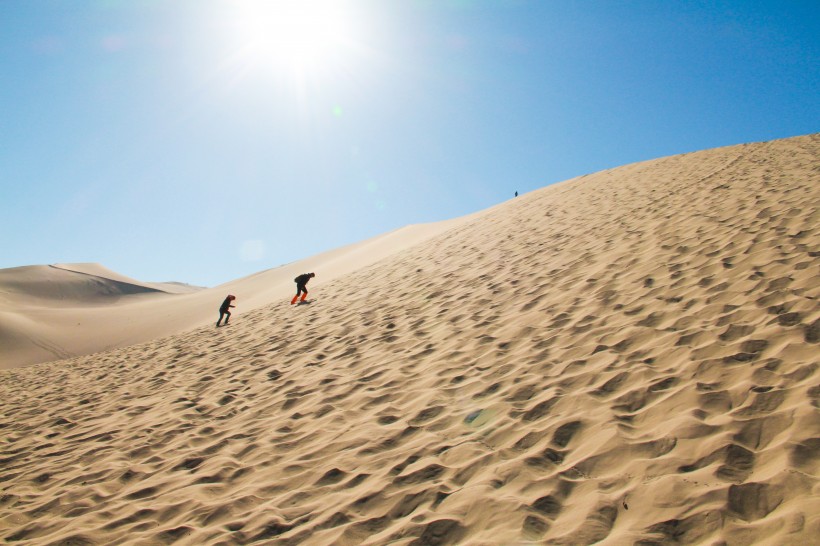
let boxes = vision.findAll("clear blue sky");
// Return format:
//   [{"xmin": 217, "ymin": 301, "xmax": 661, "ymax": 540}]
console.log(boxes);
[{"xmin": 1, "ymin": 1, "xmax": 818, "ymax": 287}]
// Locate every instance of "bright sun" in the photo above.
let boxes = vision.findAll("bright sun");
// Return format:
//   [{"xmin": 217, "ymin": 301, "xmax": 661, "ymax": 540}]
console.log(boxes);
[{"xmin": 234, "ymin": 0, "xmax": 357, "ymax": 77}]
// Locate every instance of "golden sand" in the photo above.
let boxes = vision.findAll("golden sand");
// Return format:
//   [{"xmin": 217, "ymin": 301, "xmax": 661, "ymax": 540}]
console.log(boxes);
[{"xmin": 1, "ymin": 134, "xmax": 818, "ymax": 545}]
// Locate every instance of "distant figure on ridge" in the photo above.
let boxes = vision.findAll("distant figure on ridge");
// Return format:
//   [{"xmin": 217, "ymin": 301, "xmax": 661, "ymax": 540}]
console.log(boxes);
[
  {"xmin": 217, "ymin": 295, "xmax": 236, "ymax": 326},
  {"xmin": 291, "ymin": 273, "xmax": 315, "ymax": 305},
  {"xmin": 515, "ymin": 191, "xmax": 518, "ymax": 197}
]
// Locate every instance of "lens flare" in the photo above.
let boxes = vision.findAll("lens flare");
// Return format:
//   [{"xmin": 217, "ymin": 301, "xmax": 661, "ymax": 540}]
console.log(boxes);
[{"xmin": 239, "ymin": 239, "xmax": 266, "ymax": 262}]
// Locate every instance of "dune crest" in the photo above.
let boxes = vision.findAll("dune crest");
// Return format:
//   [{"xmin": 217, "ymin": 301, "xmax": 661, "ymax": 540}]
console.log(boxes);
[
  {"xmin": 52, "ymin": 263, "xmax": 206, "ymax": 295},
  {"xmin": 1, "ymin": 134, "xmax": 818, "ymax": 545}
]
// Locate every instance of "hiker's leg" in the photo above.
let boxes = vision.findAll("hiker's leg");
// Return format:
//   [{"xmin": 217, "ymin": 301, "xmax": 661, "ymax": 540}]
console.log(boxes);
[{"xmin": 293, "ymin": 283, "xmax": 307, "ymax": 304}]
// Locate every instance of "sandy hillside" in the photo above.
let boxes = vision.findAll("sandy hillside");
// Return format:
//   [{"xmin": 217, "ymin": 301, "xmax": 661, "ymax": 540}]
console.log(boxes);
[
  {"xmin": 0, "ymin": 134, "xmax": 818, "ymax": 545},
  {"xmin": 50, "ymin": 263, "xmax": 205, "ymax": 295},
  {"xmin": 0, "ymin": 219, "xmax": 468, "ymax": 369}
]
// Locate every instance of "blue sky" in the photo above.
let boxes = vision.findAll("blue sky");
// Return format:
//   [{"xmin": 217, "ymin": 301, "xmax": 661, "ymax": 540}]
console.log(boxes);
[{"xmin": 1, "ymin": 0, "xmax": 818, "ymax": 287}]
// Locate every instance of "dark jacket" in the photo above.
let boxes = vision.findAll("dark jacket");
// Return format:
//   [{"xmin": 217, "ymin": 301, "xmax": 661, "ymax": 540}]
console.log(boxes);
[
  {"xmin": 294, "ymin": 274, "xmax": 312, "ymax": 286},
  {"xmin": 219, "ymin": 297, "xmax": 234, "ymax": 313}
]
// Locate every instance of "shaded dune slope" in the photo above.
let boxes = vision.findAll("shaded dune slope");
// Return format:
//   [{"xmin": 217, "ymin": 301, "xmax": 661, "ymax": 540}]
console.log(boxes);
[
  {"xmin": 1, "ymin": 134, "xmax": 818, "ymax": 545},
  {"xmin": 0, "ymin": 265, "xmax": 170, "ymax": 365},
  {"xmin": 50, "ymin": 263, "xmax": 205, "ymax": 295},
  {"xmin": 0, "ymin": 264, "xmax": 166, "ymax": 303}
]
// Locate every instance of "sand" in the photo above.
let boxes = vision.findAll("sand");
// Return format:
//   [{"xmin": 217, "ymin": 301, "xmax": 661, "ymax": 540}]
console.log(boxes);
[
  {"xmin": 0, "ymin": 134, "xmax": 818, "ymax": 545},
  {"xmin": 0, "ymin": 218, "xmax": 469, "ymax": 369}
]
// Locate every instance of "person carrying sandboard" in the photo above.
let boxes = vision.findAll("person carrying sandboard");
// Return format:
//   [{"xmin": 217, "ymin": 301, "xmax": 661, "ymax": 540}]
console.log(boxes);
[{"xmin": 291, "ymin": 273, "xmax": 315, "ymax": 305}]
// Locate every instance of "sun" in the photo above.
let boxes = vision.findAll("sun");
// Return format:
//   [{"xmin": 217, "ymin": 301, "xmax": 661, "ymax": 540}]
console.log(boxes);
[{"xmin": 233, "ymin": 0, "xmax": 357, "ymax": 77}]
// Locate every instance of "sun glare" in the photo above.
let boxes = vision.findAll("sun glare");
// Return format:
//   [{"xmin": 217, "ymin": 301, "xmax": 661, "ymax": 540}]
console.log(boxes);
[{"xmin": 234, "ymin": 0, "xmax": 356, "ymax": 77}]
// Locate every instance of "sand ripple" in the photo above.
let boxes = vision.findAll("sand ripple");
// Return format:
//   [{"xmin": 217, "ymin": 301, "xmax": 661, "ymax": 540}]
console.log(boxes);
[{"xmin": 1, "ymin": 134, "xmax": 818, "ymax": 545}]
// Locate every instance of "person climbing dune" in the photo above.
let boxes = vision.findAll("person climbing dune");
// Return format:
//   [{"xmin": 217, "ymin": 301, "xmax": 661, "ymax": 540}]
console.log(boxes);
[
  {"xmin": 217, "ymin": 295, "xmax": 236, "ymax": 326},
  {"xmin": 291, "ymin": 273, "xmax": 315, "ymax": 305}
]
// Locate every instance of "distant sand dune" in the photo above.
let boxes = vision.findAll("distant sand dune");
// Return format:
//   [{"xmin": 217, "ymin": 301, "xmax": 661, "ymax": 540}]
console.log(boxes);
[
  {"xmin": 52, "ymin": 263, "xmax": 205, "ymax": 295},
  {"xmin": 0, "ymin": 134, "xmax": 818, "ymax": 545}
]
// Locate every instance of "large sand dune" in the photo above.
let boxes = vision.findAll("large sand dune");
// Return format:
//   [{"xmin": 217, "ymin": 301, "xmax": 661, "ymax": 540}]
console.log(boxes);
[
  {"xmin": 1, "ymin": 134, "xmax": 818, "ymax": 545},
  {"xmin": 0, "ymin": 218, "xmax": 469, "ymax": 369}
]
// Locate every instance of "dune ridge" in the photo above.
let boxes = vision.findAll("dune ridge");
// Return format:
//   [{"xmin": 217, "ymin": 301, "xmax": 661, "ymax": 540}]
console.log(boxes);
[
  {"xmin": 1, "ymin": 134, "xmax": 818, "ymax": 545},
  {"xmin": 51, "ymin": 263, "xmax": 206, "ymax": 295},
  {"xmin": 0, "ymin": 264, "xmax": 165, "ymax": 303}
]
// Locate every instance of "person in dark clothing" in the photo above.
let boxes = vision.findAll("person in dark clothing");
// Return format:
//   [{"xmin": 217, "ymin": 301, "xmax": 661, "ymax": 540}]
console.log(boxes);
[
  {"xmin": 217, "ymin": 295, "xmax": 236, "ymax": 326},
  {"xmin": 291, "ymin": 273, "xmax": 315, "ymax": 304}
]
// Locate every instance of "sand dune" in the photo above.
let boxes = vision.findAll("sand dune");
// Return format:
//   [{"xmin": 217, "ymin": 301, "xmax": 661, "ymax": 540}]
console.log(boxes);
[
  {"xmin": 0, "ymin": 264, "xmax": 166, "ymax": 303},
  {"xmin": 0, "ymin": 134, "xmax": 818, "ymax": 545},
  {"xmin": 0, "ymin": 218, "xmax": 469, "ymax": 369},
  {"xmin": 51, "ymin": 263, "xmax": 205, "ymax": 295}
]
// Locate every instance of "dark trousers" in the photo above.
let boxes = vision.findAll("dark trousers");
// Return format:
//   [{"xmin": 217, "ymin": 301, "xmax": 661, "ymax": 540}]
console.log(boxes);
[
  {"xmin": 296, "ymin": 283, "xmax": 308, "ymax": 297},
  {"xmin": 217, "ymin": 310, "xmax": 231, "ymax": 325}
]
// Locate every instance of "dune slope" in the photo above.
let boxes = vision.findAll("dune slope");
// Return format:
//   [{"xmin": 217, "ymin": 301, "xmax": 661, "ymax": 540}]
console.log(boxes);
[
  {"xmin": 0, "ymin": 219, "xmax": 469, "ymax": 369},
  {"xmin": 0, "ymin": 264, "xmax": 172, "ymax": 366},
  {"xmin": 51, "ymin": 263, "xmax": 205, "ymax": 295},
  {"xmin": 0, "ymin": 134, "xmax": 818, "ymax": 545}
]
